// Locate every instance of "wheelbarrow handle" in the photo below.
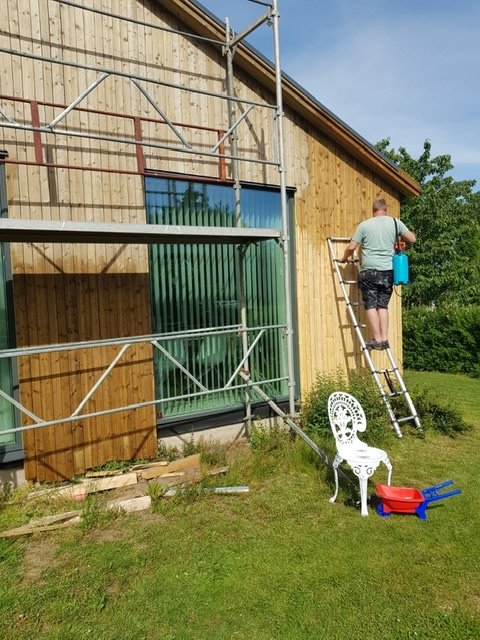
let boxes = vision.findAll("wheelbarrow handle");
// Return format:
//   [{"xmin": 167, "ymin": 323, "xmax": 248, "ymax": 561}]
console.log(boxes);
[
  {"xmin": 422, "ymin": 489, "xmax": 462, "ymax": 504},
  {"xmin": 423, "ymin": 480, "xmax": 454, "ymax": 494}
]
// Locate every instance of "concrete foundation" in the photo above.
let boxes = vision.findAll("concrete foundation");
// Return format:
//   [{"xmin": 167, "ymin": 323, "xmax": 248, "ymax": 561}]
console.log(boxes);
[
  {"xmin": 0, "ymin": 463, "xmax": 26, "ymax": 490},
  {"xmin": 158, "ymin": 421, "xmax": 247, "ymax": 451}
]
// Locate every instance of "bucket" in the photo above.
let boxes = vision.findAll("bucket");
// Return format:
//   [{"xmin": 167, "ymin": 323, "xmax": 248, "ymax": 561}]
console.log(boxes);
[{"xmin": 393, "ymin": 251, "xmax": 409, "ymax": 285}]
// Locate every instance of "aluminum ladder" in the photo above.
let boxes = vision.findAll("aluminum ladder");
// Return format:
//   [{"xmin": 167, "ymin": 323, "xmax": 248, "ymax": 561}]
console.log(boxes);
[{"xmin": 327, "ymin": 237, "xmax": 421, "ymax": 437}]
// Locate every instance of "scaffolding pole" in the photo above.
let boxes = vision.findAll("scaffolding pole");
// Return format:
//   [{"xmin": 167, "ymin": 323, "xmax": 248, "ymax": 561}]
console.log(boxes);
[
  {"xmin": 272, "ymin": 0, "xmax": 296, "ymax": 416},
  {"xmin": 225, "ymin": 18, "xmax": 252, "ymax": 430}
]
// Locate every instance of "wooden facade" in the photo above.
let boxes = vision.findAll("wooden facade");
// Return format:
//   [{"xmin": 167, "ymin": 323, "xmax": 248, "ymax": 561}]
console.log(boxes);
[{"xmin": 0, "ymin": 0, "xmax": 420, "ymax": 481}]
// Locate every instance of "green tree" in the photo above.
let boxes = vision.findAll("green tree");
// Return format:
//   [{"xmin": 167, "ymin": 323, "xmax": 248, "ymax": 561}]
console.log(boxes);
[{"xmin": 376, "ymin": 139, "xmax": 480, "ymax": 308}]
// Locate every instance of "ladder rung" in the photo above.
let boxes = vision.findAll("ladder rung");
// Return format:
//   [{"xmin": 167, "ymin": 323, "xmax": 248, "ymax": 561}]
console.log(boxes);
[
  {"xmin": 342, "ymin": 280, "xmax": 357, "ymax": 285},
  {"xmin": 397, "ymin": 415, "xmax": 417, "ymax": 424},
  {"xmin": 388, "ymin": 390, "xmax": 407, "ymax": 398}
]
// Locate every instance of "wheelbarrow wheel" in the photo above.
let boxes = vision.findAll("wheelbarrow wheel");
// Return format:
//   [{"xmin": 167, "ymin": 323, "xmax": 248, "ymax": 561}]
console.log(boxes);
[{"xmin": 376, "ymin": 503, "xmax": 391, "ymax": 517}]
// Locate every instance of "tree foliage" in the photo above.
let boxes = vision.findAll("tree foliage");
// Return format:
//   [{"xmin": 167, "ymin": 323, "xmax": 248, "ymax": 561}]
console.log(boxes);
[{"xmin": 376, "ymin": 139, "xmax": 480, "ymax": 308}]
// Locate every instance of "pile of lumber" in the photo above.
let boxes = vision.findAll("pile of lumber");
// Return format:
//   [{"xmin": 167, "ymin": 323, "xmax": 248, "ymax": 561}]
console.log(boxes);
[{"xmin": 1, "ymin": 454, "xmax": 246, "ymax": 538}]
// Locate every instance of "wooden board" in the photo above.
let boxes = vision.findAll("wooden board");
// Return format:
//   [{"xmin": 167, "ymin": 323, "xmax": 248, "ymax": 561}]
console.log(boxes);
[{"xmin": 140, "ymin": 454, "xmax": 201, "ymax": 480}]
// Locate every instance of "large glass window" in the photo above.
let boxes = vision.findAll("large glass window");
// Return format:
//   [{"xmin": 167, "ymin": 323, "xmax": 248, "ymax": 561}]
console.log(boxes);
[{"xmin": 146, "ymin": 177, "xmax": 293, "ymax": 418}]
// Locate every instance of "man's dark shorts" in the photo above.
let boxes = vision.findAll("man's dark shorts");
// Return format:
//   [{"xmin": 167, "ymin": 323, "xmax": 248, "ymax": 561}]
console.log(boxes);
[{"xmin": 358, "ymin": 269, "xmax": 394, "ymax": 310}]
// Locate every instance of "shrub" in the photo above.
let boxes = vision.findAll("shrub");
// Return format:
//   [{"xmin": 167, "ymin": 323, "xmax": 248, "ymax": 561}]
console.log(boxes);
[
  {"xmin": 403, "ymin": 387, "xmax": 471, "ymax": 436},
  {"xmin": 299, "ymin": 371, "xmax": 470, "ymax": 442},
  {"xmin": 403, "ymin": 305, "xmax": 480, "ymax": 376},
  {"xmin": 299, "ymin": 371, "xmax": 391, "ymax": 445}
]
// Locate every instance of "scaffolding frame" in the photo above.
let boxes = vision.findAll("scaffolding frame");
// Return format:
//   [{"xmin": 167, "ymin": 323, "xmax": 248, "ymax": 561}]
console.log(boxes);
[{"xmin": 0, "ymin": 0, "xmax": 298, "ymax": 447}]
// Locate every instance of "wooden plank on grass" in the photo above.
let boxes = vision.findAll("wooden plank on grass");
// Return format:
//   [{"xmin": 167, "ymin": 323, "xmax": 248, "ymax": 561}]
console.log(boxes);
[
  {"xmin": 27, "ymin": 471, "xmax": 138, "ymax": 501},
  {"xmin": 27, "ymin": 484, "xmax": 87, "ymax": 501},
  {"xmin": 163, "ymin": 454, "xmax": 201, "ymax": 473},
  {"xmin": 131, "ymin": 461, "xmax": 169, "ymax": 471},
  {"xmin": 140, "ymin": 454, "xmax": 200, "ymax": 480},
  {"xmin": 26, "ymin": 510, "xmax": 82, "ymax": 527},
  {"xmin": 106, "ymin": 495, "xmax": 152, "ymax": 513},
  {"xmin": 0, "ymin": 514, "xmax": 81, "ymax": 538},
  {"xmin": 81, "ymin": 472, "xmax": 138, "ymax": 493},
  {"xmin": 145, "ymin": 466, "xmax": 202, "ymax": 486}
]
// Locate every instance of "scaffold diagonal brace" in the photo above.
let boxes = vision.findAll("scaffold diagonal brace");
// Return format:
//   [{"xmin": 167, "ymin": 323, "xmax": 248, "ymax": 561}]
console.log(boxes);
[
  {"xmin": 130, "ymin": 78, "xmax": 193, "ymax": 149},
  {"xmin": 0, "ymin": 387, "xmax": 43, "ymax": 424},
  {"xmin": 211, "ymin": 104, "xmax": 255, "ymax": 153},
  {"xmin": 70, "ymin": 343, "xmax": 131, "ymax": 417},
  {"xmin": 0, "ymin": 104, "xmax": 17, "ymax": 124},
  {"xmin": 152, "ymin": 341, "xmax": 208, "ymax": 392},
  {"xmin": 48, "ymin": 72, "xmax": 111, "ymax": 129},
  {"xmin": 224, "ymin": 329, "xmax": 265, "ymax": 388}
]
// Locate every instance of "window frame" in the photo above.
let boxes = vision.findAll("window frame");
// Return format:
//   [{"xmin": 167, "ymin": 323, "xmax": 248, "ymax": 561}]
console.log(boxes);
[{"xmin": 145, "ymin": 174, "xmax": 299, "ymax": 426}]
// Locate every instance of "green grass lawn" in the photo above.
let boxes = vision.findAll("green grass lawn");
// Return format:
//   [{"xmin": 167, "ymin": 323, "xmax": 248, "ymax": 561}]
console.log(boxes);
[
  {"xmin": 405, "ymin": 370, "xmax": 480, "ymax": 426},
  {"xmin": 0, "ymin": 372, "xmax": 479, "ymax": 640}
]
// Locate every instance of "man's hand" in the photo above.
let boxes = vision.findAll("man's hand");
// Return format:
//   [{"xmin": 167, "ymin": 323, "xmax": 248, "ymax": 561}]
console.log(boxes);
[{"xmin": 339, "ymin": 239, "xmax": 359, "ymax": 264}]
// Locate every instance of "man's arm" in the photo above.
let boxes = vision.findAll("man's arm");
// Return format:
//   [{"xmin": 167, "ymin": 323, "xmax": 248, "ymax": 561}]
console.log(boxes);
[
  {"xmin": 402, "ymin": 230, "xmax": 416, "ymax": 244},
  {"xmin": 339, "ymin": 239, "xmax": 360, "ymax": 263}
]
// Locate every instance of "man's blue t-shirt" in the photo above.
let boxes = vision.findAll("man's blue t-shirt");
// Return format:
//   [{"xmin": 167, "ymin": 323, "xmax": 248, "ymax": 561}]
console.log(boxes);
[{"xmin": 352, "ymin": 216, "xmax": 409, "ymax": 271}]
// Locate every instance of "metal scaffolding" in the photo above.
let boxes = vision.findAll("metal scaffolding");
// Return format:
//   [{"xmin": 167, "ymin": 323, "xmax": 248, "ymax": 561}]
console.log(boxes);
[{"xmin": 0, "ymin": 0, "xmax": 297, "ymax": 443}]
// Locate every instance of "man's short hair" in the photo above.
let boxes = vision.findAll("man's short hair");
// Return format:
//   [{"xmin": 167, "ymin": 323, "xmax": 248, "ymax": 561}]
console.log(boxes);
[{"xmin": 372, "ymin": 198, "xmax": 388, "ymax": 212}]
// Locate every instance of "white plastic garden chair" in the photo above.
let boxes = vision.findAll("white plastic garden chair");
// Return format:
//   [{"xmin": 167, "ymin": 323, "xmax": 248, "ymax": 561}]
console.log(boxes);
[{"xmin": 327, "ymin": 391, "xmax": 393, "ymax": 516}]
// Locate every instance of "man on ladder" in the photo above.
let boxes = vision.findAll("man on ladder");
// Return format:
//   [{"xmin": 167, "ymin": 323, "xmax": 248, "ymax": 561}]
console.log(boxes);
[{"xmin": 339, "ymin": 198, "xmax": 416, "ymax": 350}]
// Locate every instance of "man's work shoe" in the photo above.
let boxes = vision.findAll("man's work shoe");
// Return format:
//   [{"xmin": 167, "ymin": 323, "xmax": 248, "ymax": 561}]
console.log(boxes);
[{"xmin": 365, "ymin": 340, "xmax": 383, "ymax": 350}]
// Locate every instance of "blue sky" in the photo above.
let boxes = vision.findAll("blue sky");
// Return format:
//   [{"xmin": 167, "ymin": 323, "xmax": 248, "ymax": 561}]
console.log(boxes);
[{"xmin": 199, "ymin": 0, "xmax": 480, "ymax": 189}]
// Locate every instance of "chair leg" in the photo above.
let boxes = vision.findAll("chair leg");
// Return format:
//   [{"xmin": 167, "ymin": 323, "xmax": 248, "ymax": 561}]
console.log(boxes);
[
  {"xmin": 358, "ymin": 477, "xmax": 368, "ymax": 517},
  {"xmin": 385, "ymin": 457, "xmax": 393, "ymax": 486},
  {"xmin": 329, "ymin": 459, "xmax": 340, "ymax": 504}
]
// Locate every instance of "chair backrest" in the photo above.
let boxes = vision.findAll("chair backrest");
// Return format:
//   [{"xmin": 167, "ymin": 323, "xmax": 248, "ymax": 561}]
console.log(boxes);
[{"xmin": 327, "ymin": 392, "xmax": 367, "ymax": 448}]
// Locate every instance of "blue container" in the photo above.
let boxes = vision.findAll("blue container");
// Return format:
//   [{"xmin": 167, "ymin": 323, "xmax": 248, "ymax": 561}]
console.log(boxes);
[{"xmin": 393, "ymin": 252, "xmax": 409, "ymax": 285}]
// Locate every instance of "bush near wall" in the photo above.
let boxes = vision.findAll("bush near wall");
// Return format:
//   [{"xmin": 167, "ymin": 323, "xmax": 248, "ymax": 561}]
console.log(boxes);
[
  {"xmin": 300, "ymin": 370, "xmax": 471, "ymax": 441},
  {"xmin": 299, "ymin": 372, "xmax": 393, "ymax": 447},
  {"xmin": 403, "ymin": 305, "xmax": 480, "ymax": 377}
]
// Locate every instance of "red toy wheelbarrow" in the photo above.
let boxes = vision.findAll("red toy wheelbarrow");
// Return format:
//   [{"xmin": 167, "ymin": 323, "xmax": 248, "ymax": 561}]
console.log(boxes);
[{"xmin": 376, "ymin": 480, "xmax": 461, "ymax": 520}]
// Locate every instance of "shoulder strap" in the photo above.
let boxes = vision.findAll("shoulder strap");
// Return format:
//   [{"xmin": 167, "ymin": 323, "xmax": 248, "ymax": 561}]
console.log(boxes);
[{"xmin": 393, "ymin": 218, "xmax": 402, "ymax": 253}]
